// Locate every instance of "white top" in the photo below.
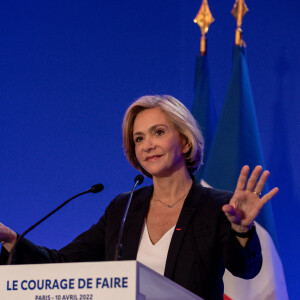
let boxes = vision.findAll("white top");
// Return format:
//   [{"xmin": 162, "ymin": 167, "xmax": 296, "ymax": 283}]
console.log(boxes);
[{"xmin": 136, "ymin": 220, "xmax": 175, "ymax": 275}]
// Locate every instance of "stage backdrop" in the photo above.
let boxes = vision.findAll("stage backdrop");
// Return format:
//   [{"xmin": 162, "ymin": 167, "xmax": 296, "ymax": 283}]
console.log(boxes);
[{"xmin": 1, "ymin": 1, "xmax": 299, "ymax": 299}]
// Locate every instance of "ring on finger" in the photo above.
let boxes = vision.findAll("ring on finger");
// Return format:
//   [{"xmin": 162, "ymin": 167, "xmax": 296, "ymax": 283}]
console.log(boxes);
[{"xmin": 253, "ymin": 191, "xmax": 262, "ymax": 196}]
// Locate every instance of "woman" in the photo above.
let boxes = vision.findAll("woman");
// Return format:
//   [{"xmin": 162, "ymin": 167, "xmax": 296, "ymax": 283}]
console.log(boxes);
[{"xmin": 0, "ymin": 95, "xmax": 278, "ymax": 300}]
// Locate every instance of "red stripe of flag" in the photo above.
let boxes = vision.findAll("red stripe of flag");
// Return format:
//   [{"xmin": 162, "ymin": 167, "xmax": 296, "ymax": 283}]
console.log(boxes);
[{"xmin": 223, "ymin": 294, "xmax": 233, "ymax": 300}]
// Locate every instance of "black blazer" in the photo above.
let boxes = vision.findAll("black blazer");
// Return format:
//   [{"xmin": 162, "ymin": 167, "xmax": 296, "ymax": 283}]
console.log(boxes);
[{"xmin": 1, "ymin": 178, "xmax": 262, "ymax": 300}]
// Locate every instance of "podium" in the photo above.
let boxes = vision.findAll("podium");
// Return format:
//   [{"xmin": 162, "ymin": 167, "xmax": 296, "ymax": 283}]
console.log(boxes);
[{"xmin": 0, "ymin": 260, "xmax": 203, "ymax": 299}]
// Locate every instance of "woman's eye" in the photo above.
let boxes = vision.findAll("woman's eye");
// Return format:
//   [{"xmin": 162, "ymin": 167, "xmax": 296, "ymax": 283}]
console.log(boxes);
[
  {"xmin": 155, "ymin": 130, "xmax": 164, "ymax": 136},
  {"xmin": 135, "ymin": 136, "xmax": 143, "ymax": 143}
]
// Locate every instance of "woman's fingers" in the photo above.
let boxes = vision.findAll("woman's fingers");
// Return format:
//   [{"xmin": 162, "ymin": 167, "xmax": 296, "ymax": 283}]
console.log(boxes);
[
  {"xmin": 260, "ymin": 187, "xmax": 279, "ymax": 205},
  {"xmin": 226, "ymin": 166, "xmax": 279, "ymax": 227},
  {"xmin": 245, "ymin": 165, "xmax": 263, "ymax": 191},
  {"xmin": 235, "ymin": 165, "xmax": 250, "ymax": 191},
  {"xmin": 236, "ymin": 165, "xmax": 274, "ymax": 195},
  {"xmin": 252, "ymin": 170, "xmax": 269, "ymax": 195}
]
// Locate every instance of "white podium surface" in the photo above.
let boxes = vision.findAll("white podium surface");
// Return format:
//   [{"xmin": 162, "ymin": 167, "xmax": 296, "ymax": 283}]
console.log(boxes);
[{"xmin": 0, "ymin": 260, "xmax": 203, "ymax": 299}]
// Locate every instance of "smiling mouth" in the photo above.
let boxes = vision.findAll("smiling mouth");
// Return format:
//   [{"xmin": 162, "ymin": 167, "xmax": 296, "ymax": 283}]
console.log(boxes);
[{"xmin": 145, "ymin": 155, "xmax": 162, "ymax": 162}]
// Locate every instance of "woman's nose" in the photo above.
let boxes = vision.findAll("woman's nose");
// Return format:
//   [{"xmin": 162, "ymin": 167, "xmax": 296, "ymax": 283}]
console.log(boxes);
[{"xmin": 143, "ymin": 136, "xmax": 155, "ymax": 152}]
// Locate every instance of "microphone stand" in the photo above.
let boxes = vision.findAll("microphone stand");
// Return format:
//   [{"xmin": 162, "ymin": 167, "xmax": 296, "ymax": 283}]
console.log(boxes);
[
  {"xmin": 7, "ymin": 183, "xmax": 104, "ymax": 265},
  {"xmin": 114, "ymin": 175, "xmax": 144, "ymax": 260}
]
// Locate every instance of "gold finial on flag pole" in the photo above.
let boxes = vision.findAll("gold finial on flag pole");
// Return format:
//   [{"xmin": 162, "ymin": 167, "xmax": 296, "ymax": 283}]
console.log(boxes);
[
  {"xmin": 231, "ymin": 0, "xmax": 249, "ymax": 46},
  {"xmin": 193, "ymin": 0, "xmax": 215, "ymax": 56}
]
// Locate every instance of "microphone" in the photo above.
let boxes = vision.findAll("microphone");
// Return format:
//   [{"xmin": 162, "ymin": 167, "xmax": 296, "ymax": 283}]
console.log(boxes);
[
  {"xmin": 134, "ymin": 175, "xmax": 144, "ymax": 186},
  {"xmin": 7, "ymin": 183, "xmax": 104, "ymax": 265},
  {"xmin": 90, "ymin": 184, "xmax": 105, "ymax": 193},
  {"xmin": 114, "ymin": 175, "xmax": 144, "ymax": 260}
]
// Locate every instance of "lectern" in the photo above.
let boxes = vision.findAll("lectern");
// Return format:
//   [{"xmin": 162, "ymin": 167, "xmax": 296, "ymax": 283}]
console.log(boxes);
[{"xmin": 0, "ymin": 260, "xmax": 203, "ymax": 299}]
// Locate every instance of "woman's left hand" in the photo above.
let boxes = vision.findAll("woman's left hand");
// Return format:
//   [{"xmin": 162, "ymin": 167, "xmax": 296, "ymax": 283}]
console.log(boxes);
[{"xmin": 222, "ymin": 165, "xmax": 279, "ymax": 233}]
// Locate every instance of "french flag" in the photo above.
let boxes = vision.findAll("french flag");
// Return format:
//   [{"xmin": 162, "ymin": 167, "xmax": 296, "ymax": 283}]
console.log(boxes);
[{"xmin": 193, "ymin": 46, "xmax": 288, "ymax": 299}]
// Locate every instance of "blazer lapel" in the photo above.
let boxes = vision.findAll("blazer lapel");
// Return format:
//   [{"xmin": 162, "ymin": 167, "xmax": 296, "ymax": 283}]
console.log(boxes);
[
  {"xmin": 164, "ymin": 179, "xmax": 204, "ymax": 279},
  {"xmin": 122, "ymin": 186, "xmax": 153, "ymax": 260}
]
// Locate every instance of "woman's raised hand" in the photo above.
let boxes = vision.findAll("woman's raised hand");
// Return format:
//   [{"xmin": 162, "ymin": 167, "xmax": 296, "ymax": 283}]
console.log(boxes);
[{"xmin": 222, "ymin": 165, "xmax": 279, "ymax": 233}]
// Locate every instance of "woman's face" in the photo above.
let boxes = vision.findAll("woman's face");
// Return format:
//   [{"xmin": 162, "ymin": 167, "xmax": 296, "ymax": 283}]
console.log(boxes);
[{"xmin": 133, "ymin": 107, "xmax": 190, "ymax": 178}]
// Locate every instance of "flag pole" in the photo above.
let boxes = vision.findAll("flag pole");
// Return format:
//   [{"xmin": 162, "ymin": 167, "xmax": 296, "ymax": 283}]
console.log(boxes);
[
  {"xmin": 193, "ymin": 0, "xmax": 214, "ymax": 56},
  {"xmin": 231, "ymin": 0, "xmax": 249, "ymax": 46}
]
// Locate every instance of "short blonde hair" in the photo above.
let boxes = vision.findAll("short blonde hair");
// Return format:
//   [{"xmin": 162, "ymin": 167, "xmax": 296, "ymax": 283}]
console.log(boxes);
[{"xmin": 122, "ymin": 95, "xmax": 204, "ymax": 178}]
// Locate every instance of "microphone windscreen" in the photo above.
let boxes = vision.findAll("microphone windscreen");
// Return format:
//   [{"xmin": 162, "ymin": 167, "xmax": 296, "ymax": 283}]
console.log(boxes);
[
  {"xmin": 90, "ymin": 183, "xmax": 104, "ymax": 193},
  {"xmin": 134, "ymin": 174, "xmax": 144, "ymax": 185}
]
